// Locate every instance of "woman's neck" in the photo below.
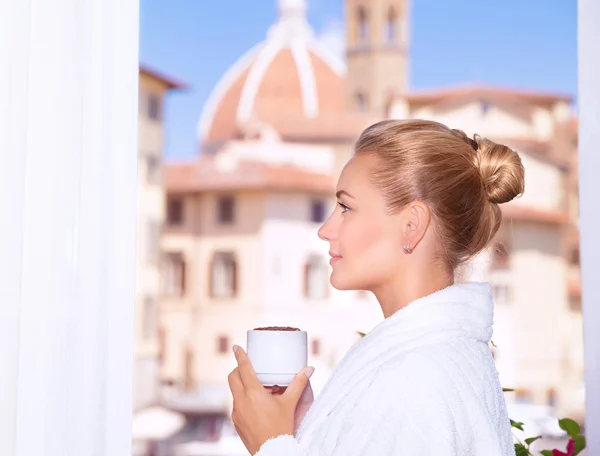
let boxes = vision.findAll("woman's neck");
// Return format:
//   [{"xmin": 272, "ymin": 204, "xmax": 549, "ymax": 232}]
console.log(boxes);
[{"xmin": 373, "ymin": 266, "xmax": 455, "ymax": 318}]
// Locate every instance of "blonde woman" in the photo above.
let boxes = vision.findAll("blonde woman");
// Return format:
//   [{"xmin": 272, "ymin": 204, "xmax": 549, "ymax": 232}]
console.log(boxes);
[{"xmin": 228, "ymin": 119, "xmax": 524, "ymax": 456}]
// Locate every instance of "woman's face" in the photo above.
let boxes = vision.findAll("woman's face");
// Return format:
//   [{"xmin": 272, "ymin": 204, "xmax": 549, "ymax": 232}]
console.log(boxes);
[{"xmin": 318, "ymin": 154, "xmax": 405, "ymax": 291}]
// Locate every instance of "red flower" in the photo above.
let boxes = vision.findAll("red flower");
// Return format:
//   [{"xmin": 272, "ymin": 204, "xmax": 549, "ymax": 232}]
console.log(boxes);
[{"xmin": 552, "ymin": 439, "xmax": 575, "ymax": 456}]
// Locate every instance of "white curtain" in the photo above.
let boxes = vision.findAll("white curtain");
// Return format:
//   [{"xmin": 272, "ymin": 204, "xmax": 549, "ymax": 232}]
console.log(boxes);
[
  {"xmin": 0, "ymin": 0, "xmax": 139, "ymax": 454},
  {"xmin": 579, "ymin": 0, "xmax": 600, "ymax": 450}
]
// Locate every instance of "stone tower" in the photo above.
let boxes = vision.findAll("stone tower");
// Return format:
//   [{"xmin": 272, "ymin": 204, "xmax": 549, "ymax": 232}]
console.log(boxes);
[{"xmin": 345, "ymin": 0, "xmax": 409, "ymax": 116}]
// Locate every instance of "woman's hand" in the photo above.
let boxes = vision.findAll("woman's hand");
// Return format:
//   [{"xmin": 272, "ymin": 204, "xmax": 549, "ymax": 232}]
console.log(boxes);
[
  {"xmin": 268, "ymin": 379, "xmax": 314, "ymax": 435},
  {"xmin": 228, "ymin": 345, "xmax": 315, "ymax": 455}
]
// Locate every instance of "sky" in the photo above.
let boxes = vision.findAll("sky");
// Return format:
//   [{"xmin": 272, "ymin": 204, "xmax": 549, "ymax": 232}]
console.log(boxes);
[{"xmin": 139, "ymin": 0, "xmax": 577, "ymax": 162}]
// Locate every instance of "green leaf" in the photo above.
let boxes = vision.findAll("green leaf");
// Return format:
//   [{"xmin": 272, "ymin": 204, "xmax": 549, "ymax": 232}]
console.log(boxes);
[
  {"xmin": 357, "ymin": 332, "xmax": 366, "ymax": 338},
  {"xmin": 514, "ymin": 443, "xmax": 530, "ymax": 456},
  {"xmin": 503, "ymin": 388, "xmax": 515, "ymax": 392},
  {"xmin": 573, "ymin": 435, "xmax": 586, "ymax": 455},
  {"xmin": 524, "ymin": 436, "xmax": 541, "ymax": 445},
  {"xmin": 540, "ymin": 451, "xmax": 554, "ymax": 456},
  {"xmin": 510, "ymin": 420, "xmax": 525, "ymax": 431},
  {"xmin": 559, "ymin": 418, "xmax": 581, "ymax": 438}
]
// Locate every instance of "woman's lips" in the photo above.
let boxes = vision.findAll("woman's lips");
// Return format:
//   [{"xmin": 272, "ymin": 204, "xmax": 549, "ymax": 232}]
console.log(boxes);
[{"xmin": 329, "ymin": 251, "xmax": 342, "ymax": 265}]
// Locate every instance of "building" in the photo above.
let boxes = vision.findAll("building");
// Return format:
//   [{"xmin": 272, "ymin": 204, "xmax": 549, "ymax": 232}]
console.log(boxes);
[
  {"xmin": 154, "ymin": 0, "xmax": 582, "ymax": 453},
  {"xmin": 134, "ymin": 66, "xmax": 186, "ymax": 411}
]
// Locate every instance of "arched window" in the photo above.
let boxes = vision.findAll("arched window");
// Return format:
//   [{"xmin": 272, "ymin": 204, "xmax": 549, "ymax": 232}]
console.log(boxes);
[
  {"xmin": 162, "ymin": 252, "xmax": 186, "ymax": 296},
  {"xmin": 357, "ymin": 7, "xmax": 369, "ymax": 45},
  {"xmin": 384, "ymin": 7, "xmax": 398, "ymax": 45},
  {"xmin": 210, "ymin": 251, "xmax": 238, "ymax": 298}
]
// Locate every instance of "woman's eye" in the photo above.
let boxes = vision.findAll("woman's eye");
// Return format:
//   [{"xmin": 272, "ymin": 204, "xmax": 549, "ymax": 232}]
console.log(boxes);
[{"xmin": 337, "ymin": 202, "xmax": 350, "ymax": 213}]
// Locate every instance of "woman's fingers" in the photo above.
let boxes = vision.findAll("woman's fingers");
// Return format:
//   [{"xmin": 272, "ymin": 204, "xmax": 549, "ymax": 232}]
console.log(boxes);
[
  {"xmin": 228, "ymin": 368, "xmax": 244, "ymax": 396},
  {"xmin": 233, "ymin": 345, "xmax": 263, "ymax": 390}
]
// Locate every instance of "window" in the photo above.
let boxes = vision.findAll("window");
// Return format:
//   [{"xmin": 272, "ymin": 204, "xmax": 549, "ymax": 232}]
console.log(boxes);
[
  {"xmin": 146, "ymin": 220, "xmax": 161, "ymax": 263},
  {"xmin": 217, "ymin": 336, "xmax": 230, "ymax": 354},
  {"xmin": 217, "ymin": 196, "xmax": 235, "ymax": 225},
  {"xmin": 493, "ymin": 284, "xmax": 511, "ymax": 305},
  {"xmin": 148, "ymin": 93, "xmax": 161, "ymax": 121},
  {"xmin": 570, "ymin": 247, "xmax": 580, "ymax": 265},
  {"xmin": 355, "ymin": 92, "xmax": 368, "ymax": 112},
  {"xmin": 515, "ymin": 389, "xmax": 532, "ymax": 405},
  {"xmin": 210, "ymin": 252, "xmax": 237, "ymax": 298},
  {"xmin": 183, "ymin": 347, "xmax": 194, "ymax": 391},
  {"xmin": 357, "ymin": 7, "xmax": 369, "ymax": 45},
  {"xmin": 158, "ymin": 326, "xmax": 166, "ymax": 364},
  {"xmin": 384, "ymin": 7, "xmax": 398, "ymax": 45},
  {"xmin": 310, "ymin": 199, "xmax": 327, "ymax": 223},
  {"xmin": 162, "ymin": 252, "xmax": 186, "ymax": 296},
  {"xmin": 146, "ymin": 155, "xmax": 161, "ymax": 184},
  {"xmin": 547, "ymin": 388, "xmax": 557, "ymax": 407},
  {"xmin": 138, "ymin": 89, "xmax": 146, "ymax": 115},
  {"xmin": 142, "ymin": 296, "xmax": 157, "ymax": 340},
  {"xmin": 167, "ymin": 197, "xmax": 184, "ymax": 226},
  {"xmin": 311, "ymin": 339, "xmax": 321, "ymax": 356},
  {"xmin": 569, "ymin": 297, "xmax": 582, "ymax": 312},
  {"xmin": 304, "ymin": 255, "xmax": 329, "ymax": 299},
  {"xmin": 490, "ymin": 242, "xmax": 510, "ymax": 270}
]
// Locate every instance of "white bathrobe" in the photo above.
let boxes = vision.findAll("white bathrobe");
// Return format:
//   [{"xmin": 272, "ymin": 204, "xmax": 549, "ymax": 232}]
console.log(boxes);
[{"xmin": 255, "ymin": 282, "xmax": 515, "ymax": 456}]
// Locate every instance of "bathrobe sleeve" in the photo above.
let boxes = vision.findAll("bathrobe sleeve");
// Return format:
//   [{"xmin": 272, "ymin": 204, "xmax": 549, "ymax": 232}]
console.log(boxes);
[{"xmin": 255, "ymin": 353, "xmax": 466, "ymax": 456}]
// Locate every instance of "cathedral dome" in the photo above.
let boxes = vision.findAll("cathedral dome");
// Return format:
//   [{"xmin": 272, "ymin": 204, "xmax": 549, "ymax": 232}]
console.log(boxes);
[{"xmin": 198, "ymin": 0, "xmax": 373, "ymax": 146}]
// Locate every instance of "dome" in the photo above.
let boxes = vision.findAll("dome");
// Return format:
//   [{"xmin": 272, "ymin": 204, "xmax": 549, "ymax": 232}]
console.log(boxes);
[{"xmin": 198, "ymin": 0, "xmax": 373, "ymax": 146}]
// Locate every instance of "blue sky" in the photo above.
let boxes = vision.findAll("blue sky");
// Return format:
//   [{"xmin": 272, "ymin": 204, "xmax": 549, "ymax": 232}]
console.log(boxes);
[{"xmin": 139, "ymin": 0, "xmax": 577, "ymax": 161}]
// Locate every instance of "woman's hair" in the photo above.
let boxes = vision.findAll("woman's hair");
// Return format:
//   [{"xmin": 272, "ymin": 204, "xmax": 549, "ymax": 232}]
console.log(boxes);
[{"xmin": 355, "ymin": 119, "xmax": 525, "ymax": 268}]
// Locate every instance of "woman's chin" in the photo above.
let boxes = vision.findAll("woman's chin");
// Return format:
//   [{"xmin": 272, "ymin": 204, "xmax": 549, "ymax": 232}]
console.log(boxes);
[{"xmin": 330, "ymin": 271, "xmax": 357, "ymax": 291}]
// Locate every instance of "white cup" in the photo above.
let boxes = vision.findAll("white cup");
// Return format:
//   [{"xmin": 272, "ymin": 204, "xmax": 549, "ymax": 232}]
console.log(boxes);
[{"xmin": 246, "ymin": 328, "xmax": 308, "ymax": 386}]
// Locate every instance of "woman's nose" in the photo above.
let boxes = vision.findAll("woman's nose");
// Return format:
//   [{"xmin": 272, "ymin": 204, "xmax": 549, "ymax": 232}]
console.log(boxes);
[{"xmin": 318, "ymin": 213, "xmax": 335, "ymax": 241}]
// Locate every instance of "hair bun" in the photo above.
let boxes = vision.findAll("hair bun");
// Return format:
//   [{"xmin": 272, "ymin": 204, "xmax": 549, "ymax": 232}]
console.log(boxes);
[{"xmin": 474, "ymin": 136, "xmax": 525, "ymax": 204}]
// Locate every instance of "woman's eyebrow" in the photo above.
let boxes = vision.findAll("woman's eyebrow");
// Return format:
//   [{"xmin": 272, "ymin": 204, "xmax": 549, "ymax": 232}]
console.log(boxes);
[{"xmin": 335, "ymin": 190, "xmax": 355, "ymax": 199}]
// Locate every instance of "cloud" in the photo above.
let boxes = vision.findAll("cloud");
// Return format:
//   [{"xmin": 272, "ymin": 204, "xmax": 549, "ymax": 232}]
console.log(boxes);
[{"xmin": 318, "ymin": 19, "xmax": 346, "ymax": 61}]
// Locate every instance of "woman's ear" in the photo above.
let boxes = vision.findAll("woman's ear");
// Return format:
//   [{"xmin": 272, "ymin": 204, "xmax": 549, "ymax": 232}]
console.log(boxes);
[{"xmin": 400, "ymin": 200, "xmax": 431, "ymax": 252}]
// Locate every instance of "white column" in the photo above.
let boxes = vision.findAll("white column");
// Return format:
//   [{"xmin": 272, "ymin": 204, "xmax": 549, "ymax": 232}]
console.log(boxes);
[
  {"xmin": 0, "ymin": 0, "xmax": 139, "ymax": 455},
  {"xmin": 578, "ymin": 0, "xmax": 600, "ymax": 451}
]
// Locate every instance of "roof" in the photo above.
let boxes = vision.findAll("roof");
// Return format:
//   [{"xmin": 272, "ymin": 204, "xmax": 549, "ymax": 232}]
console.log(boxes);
[
  {"xmin": 492, "ymin": 137, "xmax": 570, "ymax": 171},
  {"xmin": 501, "ymin": 204, "xmax": 569, "ymax": 225},
  {"xmin": 165, "ymin": 157, "xmax": 335, "ymax": 195},
  {"xmin": 139, "ymin": 64, "xmax": 188, "ymax": 90},
  {"xmin": 197, "ymin": 1, "xmax": 366, "ymax": 145},
  {"xmin": 402, "ymin": 84, "xmax": 572, "ymax": 107}
]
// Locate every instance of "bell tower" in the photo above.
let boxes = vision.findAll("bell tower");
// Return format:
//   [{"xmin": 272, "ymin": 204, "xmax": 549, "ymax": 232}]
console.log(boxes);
[{"xmin": 345, "ymin": 0, "xmax": 409, "ymax": 116}]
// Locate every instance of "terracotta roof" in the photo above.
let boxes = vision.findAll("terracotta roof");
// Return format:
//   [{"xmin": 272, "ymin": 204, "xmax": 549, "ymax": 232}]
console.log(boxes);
[
  {"xmin": 198, "ymin": 38, "xmax": 358, "ymax": 145},
  {"xmin": 501, "ymin": 204, "xmax": 568, "ymax": 225},
  {"xmin": 165, "ymin": 158, "xmax": 335, "ymax": 195},
  {"xmin": 139, "ymin": 64, "xmax": 188, "ymax": 90},
  {"xmin": 402, "ymin": 84, "xmax": 572, "ymax": 107},
  {"xmin": 491, "ymin": 137, "xmax": 569, "ymax": 171}
]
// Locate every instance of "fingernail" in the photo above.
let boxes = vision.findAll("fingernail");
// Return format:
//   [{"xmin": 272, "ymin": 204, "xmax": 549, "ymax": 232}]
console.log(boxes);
[
  {"xmin": 232, "ymin": 345, "xmax": 239, "ymax": 354},
  {"xmin": 303, "ymin": 366, "xmax": 315, "ymax": 379}
]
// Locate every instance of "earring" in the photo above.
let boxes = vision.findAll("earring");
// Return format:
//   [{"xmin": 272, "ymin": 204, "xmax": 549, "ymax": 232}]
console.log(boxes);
[{"xmin": 403, "ymin": 245, "xmax": 413, "ymax": 254}]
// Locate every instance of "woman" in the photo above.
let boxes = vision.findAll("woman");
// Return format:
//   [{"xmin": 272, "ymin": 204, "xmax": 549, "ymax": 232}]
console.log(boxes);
[{"xmin": 228, "ymin": 119, "xmax": 524, "ymax": 455}]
